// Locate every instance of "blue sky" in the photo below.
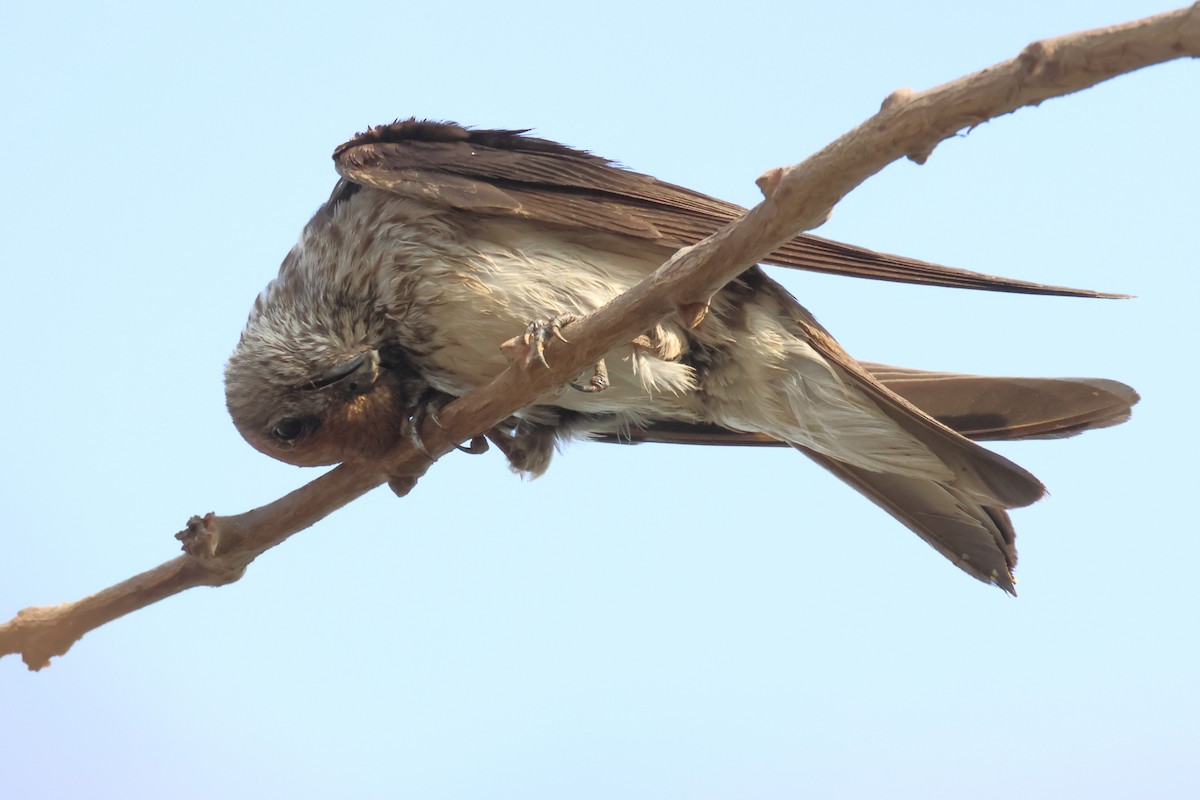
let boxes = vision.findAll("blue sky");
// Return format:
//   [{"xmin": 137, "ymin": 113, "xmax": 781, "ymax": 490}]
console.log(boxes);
[{"xmin": 2, "ymin": 1, "xmax": 1196, "ymax": 798}]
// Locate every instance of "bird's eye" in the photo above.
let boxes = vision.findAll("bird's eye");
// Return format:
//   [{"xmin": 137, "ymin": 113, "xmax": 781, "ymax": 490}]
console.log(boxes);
[{"xmin": 270, "ymin": 416, "xmax": 319, "ymax": 445}]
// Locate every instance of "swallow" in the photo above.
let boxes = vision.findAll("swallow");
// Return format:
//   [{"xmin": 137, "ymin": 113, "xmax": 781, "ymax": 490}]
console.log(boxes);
[{"xmin": 225, "ymin": 119, "xmax": 1137, "ymax": 592}]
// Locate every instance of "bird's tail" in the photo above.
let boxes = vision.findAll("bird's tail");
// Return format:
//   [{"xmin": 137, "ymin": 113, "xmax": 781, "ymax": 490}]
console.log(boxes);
[{"xmin": 691, "ymin": 271, "xmax": 1137, "ymax": 590}]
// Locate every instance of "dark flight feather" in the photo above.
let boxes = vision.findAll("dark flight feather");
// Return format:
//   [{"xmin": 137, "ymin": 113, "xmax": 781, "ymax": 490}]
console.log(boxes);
[{"xmin": 335, "ymin": 119, "xmax": 1125, "ymax": 298}]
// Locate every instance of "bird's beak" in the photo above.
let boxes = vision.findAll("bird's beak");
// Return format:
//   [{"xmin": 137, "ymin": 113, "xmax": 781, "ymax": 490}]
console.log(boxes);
[{"xmin": 301, "ymin": 349, "xmax": 381, "ymax": 393}]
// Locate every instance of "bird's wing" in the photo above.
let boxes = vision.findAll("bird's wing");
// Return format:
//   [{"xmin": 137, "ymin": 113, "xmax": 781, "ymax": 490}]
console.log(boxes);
[
  {"xmin": 333, "ymin": 119, "xmax": 1121, "ymax": 298},
  {"xmin": 589, "ymin": 354, "xmax": 1137, "ymax": 593},
  {"xmin": 857, "ymin": 363, "xmax": 1139, "ymax": 440},
  {"xmin": 595, "ymin": 365, "xmax": 1138, "ymax": 446},
  {"xmin": 796, "ymin": 446, "xmax": 1020, "ymax": 593},
  {"xmin": 780, "ymin": 277, "xmax": 1056, "ymax": 591},
  {"xmin": 766, "ymin": 277, "xmax": 1048, "ymax": 511}
]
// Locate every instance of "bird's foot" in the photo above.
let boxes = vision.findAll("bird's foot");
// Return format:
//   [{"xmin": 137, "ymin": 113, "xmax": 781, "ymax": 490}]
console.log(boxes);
[
  {"xmin": 400, "ymin": 399, "xmax": 440, "ymax": 460},
  {"xmin": 485, "ymin": 420, "xmax": 557, "ymax": 477},
  {"xmin": 522, "ymin": 314, "xmax": 576, "ymax": 368},
  {"xmin": 401, "ymin": 393, "xmax": 489, "ymax": 460},
  {"xmin": 569, "ymin": 358, "xmax": 609, "ymax": 393},
  {"xmin": 521, "ymin": 314, "xmax": 609, "ymax": 393}
]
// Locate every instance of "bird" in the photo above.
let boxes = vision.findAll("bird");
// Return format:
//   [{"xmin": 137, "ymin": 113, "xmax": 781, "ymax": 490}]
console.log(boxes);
[{"xmin": 224, "ymin": 118, "xmax": 1138, "ymax": 593}]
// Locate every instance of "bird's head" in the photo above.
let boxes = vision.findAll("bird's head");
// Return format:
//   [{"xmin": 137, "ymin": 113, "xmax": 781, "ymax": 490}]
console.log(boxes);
[{"xmin": 224, "ymin": 287, "xmax": 421, "ymax": 467}]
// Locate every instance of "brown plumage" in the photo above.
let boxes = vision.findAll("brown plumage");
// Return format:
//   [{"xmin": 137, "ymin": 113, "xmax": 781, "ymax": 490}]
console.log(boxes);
[{"xmin": 225, "ymin": 118, "xmax": 1138, "ymax": 594}]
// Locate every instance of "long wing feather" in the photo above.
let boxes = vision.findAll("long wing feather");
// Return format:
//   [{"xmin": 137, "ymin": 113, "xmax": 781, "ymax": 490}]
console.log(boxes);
[
  {"xmin": 333, "ymin": 119, "xmax": 1124, "ymax": 298},
  {"xmin": 859, "ymin": 364, "xmax": 1138, "ymax": 440},
  {"xmin": 593, "ymin": 367, "xmax": 1138, "ymax": 445}
]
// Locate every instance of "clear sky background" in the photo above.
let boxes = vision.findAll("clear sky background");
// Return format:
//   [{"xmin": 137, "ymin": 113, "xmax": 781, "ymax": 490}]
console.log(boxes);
[{"xmin": 2, "ymin": 2, "xmax": 1196, "ymax": 798}]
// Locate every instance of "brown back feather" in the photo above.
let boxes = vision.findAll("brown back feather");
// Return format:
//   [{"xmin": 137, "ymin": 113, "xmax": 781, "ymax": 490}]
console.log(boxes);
[{"xmin": 334, "ymin": 119, "xmax": 1125, "ymax": 298}]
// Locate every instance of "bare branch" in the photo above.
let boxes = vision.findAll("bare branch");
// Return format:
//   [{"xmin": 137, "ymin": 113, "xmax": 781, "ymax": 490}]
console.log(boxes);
[{"xmin": 3, "ymin": 5, "xmax": 1197, "ymax": 670}]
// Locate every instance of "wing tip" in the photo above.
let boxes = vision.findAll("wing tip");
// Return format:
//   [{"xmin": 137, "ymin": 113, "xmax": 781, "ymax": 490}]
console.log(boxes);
[
  {"xmin": 334, "ymin": 118, "xmax": 611, "ymax": 165},
  {"xmin": 990, "ymin": 568, "xmax": 1019, "ymax": 596}
]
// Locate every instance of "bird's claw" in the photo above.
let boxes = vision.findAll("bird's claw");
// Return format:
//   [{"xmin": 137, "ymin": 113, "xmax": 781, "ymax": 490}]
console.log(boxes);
[
  {"xmin": 523, "ymin": 313, "xmax": 609, "ymax": 393},
  {"xmin": 522, "ymin": 314, "xmax": 579, "ymax": 369},
  {"xmin": 402, "ymin": 395, "xmax": 487, "ymax": 460},
  {"xmin": 402, "ymin": 412, "xmax": 434, "ymax": 461},
  {"xmin": 456, "ymin": 436, "xmax": 489, "ymax": 455},
  {"xmin": 570, "ymin": 358, "xmax": 609, "ymax": 393}
]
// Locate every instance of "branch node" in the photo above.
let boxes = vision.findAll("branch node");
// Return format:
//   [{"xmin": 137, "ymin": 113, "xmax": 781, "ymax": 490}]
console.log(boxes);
[
  {"xmin": 678, "ymin": 301, "xmax": 711, "ymax": 329},
  {"xmin": 499, "ymin": 333, "xmax": 535, "ymax": 365},
  {"xmin": 1018, "ymin": 40, "xmax": 1062, "ymax": 82},
  {"xmin": 756, "ymin": 167, "xmax": 784, "ymax": 199},
  {"xmin": 7, "ymin": 605, "xmax": 74, "ymax": 671},
  {"xmin": 174, "ymin": 515, "xmax": 248, "ymax": 584},
  {"xmin": 906, "ymin": 145, "xmax": 936, "ymax": 166},
  {"xmin": 498, "ymin": 335, "xmax": 520, "ymax": 357},
  {"xmin": 881, "ymin": 87, "xmax": 919, "ymax": 112},
  {"xmin": 388, "ymin": 474, "xmax": 420, "ymax": 497},
  {"xmin": 176, "ymin": 513, "xmax": 221, "ymax": 557}
]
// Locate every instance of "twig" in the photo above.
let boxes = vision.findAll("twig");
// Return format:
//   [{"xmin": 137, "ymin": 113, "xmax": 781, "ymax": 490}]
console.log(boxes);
[{"xmin": 3, "ymin": 4, "xmax": 1197, "ymax": 670}]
